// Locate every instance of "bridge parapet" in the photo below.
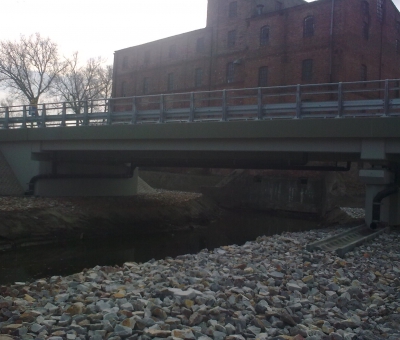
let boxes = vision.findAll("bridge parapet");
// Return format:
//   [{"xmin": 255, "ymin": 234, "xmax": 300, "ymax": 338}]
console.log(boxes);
[{"xmin": 0, "ymin": 79, "xmax": 400, "ymax": 128}]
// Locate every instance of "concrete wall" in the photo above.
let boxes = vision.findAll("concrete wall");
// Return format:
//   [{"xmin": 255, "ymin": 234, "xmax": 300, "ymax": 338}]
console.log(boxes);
[
  {"xmin": 0, "ymin": 150, "xmax": 24, "ymax": 196},
  {"xmin": 202, "ymin": 173, "xmax": 323, "ymax": 214},
  {"xmin": 139, "ymin": 170, "xmax": 225, "ymax": 193},
  {"xmin": 35, "ymin": 173, "xmax": 138, "ymax": 197},
  {"xmin": 0, "ymin": 142, "xmax": 42, "ymax": 193}
]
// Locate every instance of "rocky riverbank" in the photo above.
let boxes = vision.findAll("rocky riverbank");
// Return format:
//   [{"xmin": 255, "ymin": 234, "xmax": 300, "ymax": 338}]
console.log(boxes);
[{"xmin": 0, "ymin": 226, "xmax": 399, "ymax": 340}]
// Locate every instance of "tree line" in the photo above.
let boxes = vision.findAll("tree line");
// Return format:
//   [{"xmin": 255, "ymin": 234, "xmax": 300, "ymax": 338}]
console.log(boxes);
[{"xmin": 0, "ymin": 33, "xmax": 113, "ymax": 114}]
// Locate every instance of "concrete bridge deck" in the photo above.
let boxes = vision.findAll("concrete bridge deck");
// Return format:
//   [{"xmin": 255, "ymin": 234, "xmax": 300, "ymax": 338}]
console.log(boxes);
[{"xmin": 0, "ymin": 79, "xmax": 399, "ymax": 227}]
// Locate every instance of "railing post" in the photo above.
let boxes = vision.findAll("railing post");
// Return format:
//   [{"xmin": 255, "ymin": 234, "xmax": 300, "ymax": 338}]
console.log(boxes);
[
  {"xmin": 22, "ymin": 105, "xmax": 27, "ymax": 128},
  {"xmin": 189, "ymin": 92, "xmax": 195, "ymax": 123},
  {"xmin": 41, "ymin": 104, "xmax": 46, "ymax": 127},
  {"xmin": 107, "ymin": 99, "xmax": 112, "ymax": 125},
  {"xmin": 295, "ymin": 84, "xmax": 301, "ymax": 119},
  {"xmin": 61, "ymin": 102, "xmax": 66, "ymax": 127},
  {"xmin": 257, "ymin": 87, "xmax": 263, "ymax": 120},
  {"xmin": 4, "ymin": 107, "xmax": 9, "ymax": 129},
  {"xmin": 159, "ymin": 94, "xmax": 165, "ymax": 123},
  {"xmin": 131, "ymin": 97, "xmax": 137, "ymax": 124},
  {"xmin": 384, "ymin": 79, "xmax": 390, "ymax": 117},
  {"xmin": 222, "ymin": 90, "xmax": 227, "ymax": 121},
  {"xmin": 337, "ymin": 82, "xmax": 343, "ymax": 118},
  {"xmin": 83, "ymin": 101, "xmax": 89, "ymax": 126}
]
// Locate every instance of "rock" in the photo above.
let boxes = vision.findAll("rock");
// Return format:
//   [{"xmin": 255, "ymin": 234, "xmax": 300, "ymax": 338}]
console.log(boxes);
[
  {"xmin": 167, "ymin": 288, "xmax": 202, "ymax": 300},
  {"xmin": 171, "ymin": 328, "xmax": 196, "ymax": 339},
  {"xmin": 144, "ymin": 329, "xmax": 171, "ymax": 338},
  {"xmin": 65, "ymin": 302, "xmax": 85, "ymax": 316},
  {"xmin": 114, "ymin": 324, "xmax": 133, "ymax": 337}
]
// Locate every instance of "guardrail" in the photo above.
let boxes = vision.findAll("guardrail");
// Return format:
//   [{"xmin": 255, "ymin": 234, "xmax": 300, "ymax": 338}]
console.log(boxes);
[{"xmin": 0, "ymin": 79, "xmax": 400, "ymax": 129}]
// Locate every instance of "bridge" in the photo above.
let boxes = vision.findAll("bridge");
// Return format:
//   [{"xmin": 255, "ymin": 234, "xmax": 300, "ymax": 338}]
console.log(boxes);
[{"xmin": 0, "ymin": 79, "xmax": 399, "ymax": 228}]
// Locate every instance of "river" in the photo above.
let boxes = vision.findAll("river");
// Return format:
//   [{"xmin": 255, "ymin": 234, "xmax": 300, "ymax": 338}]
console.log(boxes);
[{"xmin": 0, "ymin": 210, "xmax": 319, "ymax": 285}]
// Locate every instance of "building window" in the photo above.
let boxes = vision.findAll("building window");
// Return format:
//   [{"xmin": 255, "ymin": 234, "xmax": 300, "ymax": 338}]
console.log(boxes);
[
  {"xmin": 144, "ymin": 50, "xmax": 150, "ymax": 64},
  {"xmin": 167, "ymin": 73, "xmax": 174, "ymax": 92},
  {"xmin": 229, "ymin": 1, "xmax": 237, "ymax": 18},
  {"xmin": 169, "ymin": 44, "xmax": 177, "ymax": 59},
  {"xmin": 397, "ymin": 39, "xmax": 400, "ymax": 54},
  {"xmin": 196, "ymin": 37, "xmax": 205, "ymax": 53},
  {"xmin": 377, "ymin": 0, "xmax": 385, "ymax": 23},
  {"xmin": 121, "ymin": 81, "xmax": 127, "ymax": 97},
  {"xmin": 143, "ymin": 78, "xmax": 149, "ymax": 94},
  {"xmin": 363, "ymin": 21, "xmax": 369, "ymax": 40},
  {"xmin": 304, "ymin": 16, "xmax": 315, "ymax": 37},
  {"xmin": 396, "ymin": 20, "xmax": 400, "ymax": 34},
  {"xmin": 301, "ymin": 59, "xmax": 313, "ymax": 81},
  {"xmin": 256, "ymin": 4, "xmax": 264, "ymax": 15},
  {"xmin": 258, "ymin": 67, "xmax": 268, "ymax": 87},
  {"xmin": 122, "ymin": 56, "xmax": 128, "ymax": 69},
  {"xmin": 361, "ymin": 1, "xmax": 369, "ymax": 16},
  {"xmin": 228, "ymin": 30, "xmax": 236, "ymax": 48},
  {"xmin": 260, "ymin": 26, "xmax": 270, "ymax": 46},
  {"xmin": 227, "ymin": 62, "xmax": 235, "ymax": 83},
  {"xmin": 195, "ymin": 68, "xmax": 203, "ymax": 87},
  {"xmin": 276, "ymin": 1, "xmax": 283, "ymax": 10},
  {"xmin": 360, "ymin": 64, "xmax": 367, "ymax": 81}
]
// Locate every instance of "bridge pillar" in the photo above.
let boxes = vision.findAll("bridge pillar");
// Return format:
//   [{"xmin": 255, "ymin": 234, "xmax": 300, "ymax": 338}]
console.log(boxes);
[{"xmin": 359, "ymin": 168, "xmax": 399, "ymax": 228}]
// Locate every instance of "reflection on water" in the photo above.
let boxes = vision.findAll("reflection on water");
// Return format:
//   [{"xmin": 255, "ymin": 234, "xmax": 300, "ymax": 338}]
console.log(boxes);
[{"xmin": 0, "ymin": 210, "xmax": 319, "ymax": 285}]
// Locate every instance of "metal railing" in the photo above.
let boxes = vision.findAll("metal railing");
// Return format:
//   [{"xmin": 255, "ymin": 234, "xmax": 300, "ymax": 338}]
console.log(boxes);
[{"xmin": 0, "ymin": 79, "xmax": 399, "ymax": 129}]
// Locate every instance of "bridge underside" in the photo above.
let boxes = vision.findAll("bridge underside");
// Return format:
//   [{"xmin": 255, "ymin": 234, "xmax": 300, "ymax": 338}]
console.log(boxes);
[{"xmin": 0, "ymin": 118, "xmax": 399, "ymax": 227}]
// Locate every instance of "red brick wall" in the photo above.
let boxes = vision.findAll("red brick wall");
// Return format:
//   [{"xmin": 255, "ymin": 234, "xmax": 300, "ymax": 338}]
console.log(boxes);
[{"xmin": 112, "ymin": 0, "xmax": 400, "ymax": 98}]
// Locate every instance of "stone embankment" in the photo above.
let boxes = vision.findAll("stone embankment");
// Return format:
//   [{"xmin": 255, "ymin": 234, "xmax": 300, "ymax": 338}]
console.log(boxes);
[{"xmin": 1, "ymin": 227, "xmax": 400, "ymax": 340}]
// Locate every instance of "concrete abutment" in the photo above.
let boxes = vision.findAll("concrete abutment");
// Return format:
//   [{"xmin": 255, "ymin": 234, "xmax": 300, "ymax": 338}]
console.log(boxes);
[{"xmin": 0, "ymin": 143, "xmax": 138, "ymax": 197}]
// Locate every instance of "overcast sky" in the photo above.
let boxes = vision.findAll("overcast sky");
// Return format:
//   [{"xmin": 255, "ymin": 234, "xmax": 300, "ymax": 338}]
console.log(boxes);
[{"xmin": 1, "ymin": 0, "xmax": 400, "ymax": 64}]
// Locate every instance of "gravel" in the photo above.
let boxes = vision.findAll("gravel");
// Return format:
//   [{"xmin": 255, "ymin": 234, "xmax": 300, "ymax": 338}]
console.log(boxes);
[{"xmin": 1, "ymin": 227, "xmax": 399, "ymax": 340}]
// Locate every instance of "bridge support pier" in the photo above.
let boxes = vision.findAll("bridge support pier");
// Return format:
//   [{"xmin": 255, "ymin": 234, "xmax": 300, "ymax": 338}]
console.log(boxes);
[{"xmin": 359, "ymin": 168, "xmax": 400, "ymax": 228}]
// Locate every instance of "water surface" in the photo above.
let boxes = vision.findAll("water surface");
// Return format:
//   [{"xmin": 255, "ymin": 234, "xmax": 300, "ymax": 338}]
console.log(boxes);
[{"xmin": 0, "ymin": 210, "xmax": 319, "ymax": 285}]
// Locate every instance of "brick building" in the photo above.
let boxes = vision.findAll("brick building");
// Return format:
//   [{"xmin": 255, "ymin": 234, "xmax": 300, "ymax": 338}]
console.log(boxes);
[{"xmin": 112, "ymin": 0, "xmax": 400, "ymax": 98}]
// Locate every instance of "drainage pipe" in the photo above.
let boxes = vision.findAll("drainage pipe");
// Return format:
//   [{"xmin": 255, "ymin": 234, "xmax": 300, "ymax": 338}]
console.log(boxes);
[
  {"xmin": 370, "ymin": 185, "xmax": 398, "ymax": 229},
  {"xmin": 25, "ymin": 164, "xmax": 135, "ymax": 196}
]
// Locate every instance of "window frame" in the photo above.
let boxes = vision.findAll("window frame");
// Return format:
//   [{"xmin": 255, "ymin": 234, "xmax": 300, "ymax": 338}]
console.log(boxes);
[
  {"xmin": 303, "ymin": 16, "xmax": 315, "ymax": 38},
  {"xmin": 260, "ymin": 26, "xmax": 270, "ymax": 46},
  {"xmin": 229, "ymin": 1, "xmax": 238, "ymax": 18},
  {"xmin": 144, "ymin": 50, "xmax": 151, "ymax": 65},
  {"xmin": 122, "ymin": 56, "xmax": 128, "ymax": 69},
  {"xmin": 360, "ymin": 64, "xmax": 367, "ymax": 82},
  {"xmin": 226, "ymin": 62, "xmax": 235, "ymax": 83},
  {"xmin": 121, "ymin": 81, "xmax": 127, "ymax": 97},
  {"xmin": 196, "ymin": 37, "xmax": 205, "ymax": 53},
  {"xmin": 227, "ymin": 29, "xmax": 237, "ymax": 48},
  {"xmin": 195, "ymin": 68, "xmax": 203, "ymax": 88},
  {"xmin": 143, "ymin": 77, "xmax": 150, "ymax": 95},
  {"xmin": 169, "ymin": 44, "xmax": 177, "ymax": 59},
  {"xmin": 258, "ymin": 66, "xmax": 268, "ymax": 87},
  {"xmin": 167, "ymin": 73, "xmax": 174, "ymax": 92},
  {"xmin": 275, "ymin": 1, "xmax": 283, "ymax": 11},
  {"xmin": 363, "ymin": 21, "xmax": 369, "ymax": 40},
  {"xmin": 301, "ymin": 59, "xmax": 313, "ymax": 81},
  {"xmin": 361, "ymin": 1, "xmax": 369, "ymax": 16}
]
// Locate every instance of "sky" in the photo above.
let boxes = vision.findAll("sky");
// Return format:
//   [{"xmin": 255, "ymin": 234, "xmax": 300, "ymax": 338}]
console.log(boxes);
[{"xmin": 1, "ymin": 0, "xmax": 400, "ymax": 65}]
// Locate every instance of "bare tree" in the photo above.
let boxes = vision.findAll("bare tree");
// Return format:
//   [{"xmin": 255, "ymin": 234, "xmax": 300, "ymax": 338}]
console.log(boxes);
[
  {"xmin": 51, "ymin": 52, "xmax": 113, "ymax": 114},
  {"xmin": 0, "ymin": 33, "xmax": 65, "ymax": 106}
]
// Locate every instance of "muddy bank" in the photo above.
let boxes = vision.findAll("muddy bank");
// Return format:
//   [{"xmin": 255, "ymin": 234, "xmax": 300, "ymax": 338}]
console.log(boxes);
[{"xmin": 0, "ymin": 192, "xmax": 219, "ymax": 250}]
